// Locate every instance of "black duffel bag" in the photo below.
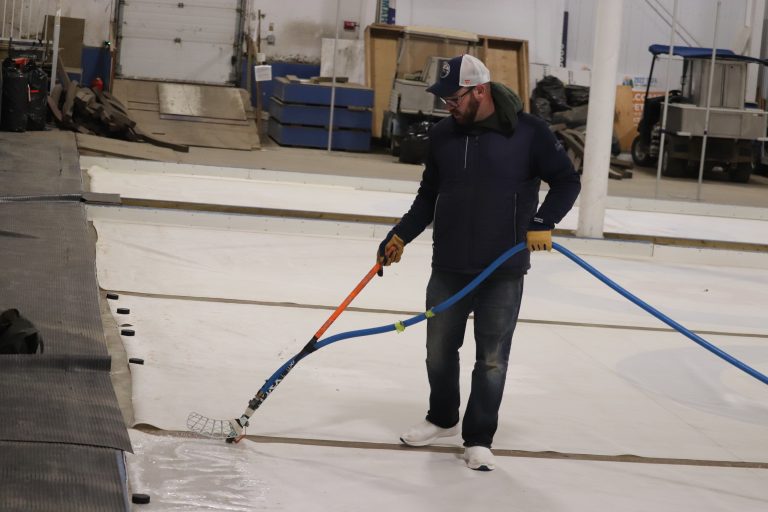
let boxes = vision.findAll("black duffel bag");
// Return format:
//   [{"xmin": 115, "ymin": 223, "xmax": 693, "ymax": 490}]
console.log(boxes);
[
  {"xmin": 25, "ymin": 61, "xmax": 49, "ymax": 130},
  {"xmin": 0, "ymin": 309, "xmax": 44, "ymax": 354},
  {"xmin": 1, "ymin": 58, "xmax": 28, "ymax": 132}
]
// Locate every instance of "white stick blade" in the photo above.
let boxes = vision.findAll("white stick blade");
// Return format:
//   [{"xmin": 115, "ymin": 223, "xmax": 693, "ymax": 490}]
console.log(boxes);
[{"xmin": 186, "ymin": 411, "xmax": 242, "ymax": 439}]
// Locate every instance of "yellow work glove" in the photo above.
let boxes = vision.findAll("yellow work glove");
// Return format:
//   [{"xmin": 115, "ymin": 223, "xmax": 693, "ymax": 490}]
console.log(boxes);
[
  {"xmin": 378, "ymin": 234, "xmax": 405, "ymax": 264},
  {"xmin": 526, "ymin": 230, "xmax": 552, "ymax": 252},
  {"xmin": 376, "ymin": 233, "xmax": 405, "ymax": 275}
]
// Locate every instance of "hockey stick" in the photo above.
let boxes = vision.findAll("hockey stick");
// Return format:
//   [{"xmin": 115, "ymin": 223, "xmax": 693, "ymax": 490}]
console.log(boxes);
[
  {"xmin": 187, "ymin": 262, "xmax": 382, "ymax": 442},
  {"xmin": 189, "ymin": 241, "xmax": 768, "ymax": 442},
  {"xmin": 187, "ymin": 241, "xmax": 528, "ymax": 442}
]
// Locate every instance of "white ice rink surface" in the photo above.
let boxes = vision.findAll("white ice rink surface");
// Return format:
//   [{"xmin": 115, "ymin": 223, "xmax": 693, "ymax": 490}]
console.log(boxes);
[
  {"xmin": 92, "ymin": 211, "xmax": 768, "ymax": 335},
  {"xmin": 84, "ymin": 161, "xmax": 768, "ymax": 511},
  {"xmin": 127, "ymin": 429, "xmax": 767, "ymax": 512},
  {"xmin": 86, "ymin": 160, "xmax": 768, "ymax": 245},
  {"xmin": 112, "ymin": 293, "xmax": 767, "ymax": 461}
]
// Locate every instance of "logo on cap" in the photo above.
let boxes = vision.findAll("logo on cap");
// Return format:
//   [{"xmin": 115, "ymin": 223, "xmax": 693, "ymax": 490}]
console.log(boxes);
[{"xmin": 440, "ymin": 62, "xmax": 450, "ymax": 79}]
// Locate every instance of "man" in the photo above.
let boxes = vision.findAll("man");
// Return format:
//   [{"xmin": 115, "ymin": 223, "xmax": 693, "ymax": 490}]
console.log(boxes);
[{"xmin": 377, "ymin": 54, "xmax": 580, "ymax": 471}]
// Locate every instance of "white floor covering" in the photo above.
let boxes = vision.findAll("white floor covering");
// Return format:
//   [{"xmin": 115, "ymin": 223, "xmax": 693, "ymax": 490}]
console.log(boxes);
[
  {"xmin": 83, "ymin": 163, "xmax": 768, "ymax": 510},
  {"xmin": 127, "ymin": 430, "xmax": 767, "ymax": 512},
  {"xmin": 92, "ymin": 212, "xmax": 768, "ymax": 335},
  {"xmin": 86, "ymin": 161, "xmax": 768, "ymax": 246},
  {"xmin": 113, "ymin": 293, "xmax": 767, "ymax": 462}
]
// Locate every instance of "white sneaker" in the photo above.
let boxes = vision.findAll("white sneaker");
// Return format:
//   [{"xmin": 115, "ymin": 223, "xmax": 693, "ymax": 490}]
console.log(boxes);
[
  {"xmin": 464, "ymin": 446, "xmax": 495, "ymax": 471},
  {"xmin": 400, "ymin": 420, "xmax": 459, "ymax": 447}
]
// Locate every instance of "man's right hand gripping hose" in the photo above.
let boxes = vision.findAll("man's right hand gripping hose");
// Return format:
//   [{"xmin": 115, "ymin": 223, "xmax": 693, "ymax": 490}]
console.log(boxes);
[{"xmin": 376, "ymin": 233, "xmax": 405, "ymax": 276}]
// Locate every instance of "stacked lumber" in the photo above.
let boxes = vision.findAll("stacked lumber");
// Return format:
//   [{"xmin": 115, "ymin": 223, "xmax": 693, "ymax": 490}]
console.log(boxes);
[
  {"xmin": 47, "ymin": 63, "xmax": 188, "ymax": 152},
  {"xmin": 532, "ymin": 75, "xmax": 633, "ymax": 180},
  {"xmin": 553, "ymin": 125, "xmax": 633, "ymax": 180}
]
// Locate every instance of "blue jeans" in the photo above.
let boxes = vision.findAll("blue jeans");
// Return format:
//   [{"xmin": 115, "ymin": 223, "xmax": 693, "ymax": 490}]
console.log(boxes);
[{"xmin": 424, "ymin": 269, "xmax": 524, "ymax": 448}]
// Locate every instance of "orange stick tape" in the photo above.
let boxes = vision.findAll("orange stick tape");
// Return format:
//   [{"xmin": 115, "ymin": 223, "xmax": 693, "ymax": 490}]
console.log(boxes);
[{"xmin": 313, "ymin": 263, "xmax": 381, "ymax": 340}]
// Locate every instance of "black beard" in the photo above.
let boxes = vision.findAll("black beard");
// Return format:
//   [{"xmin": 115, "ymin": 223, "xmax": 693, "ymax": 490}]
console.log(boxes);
[{"xmin": 452, "ymin": 95, "xmax": 479, "ymax": 125}]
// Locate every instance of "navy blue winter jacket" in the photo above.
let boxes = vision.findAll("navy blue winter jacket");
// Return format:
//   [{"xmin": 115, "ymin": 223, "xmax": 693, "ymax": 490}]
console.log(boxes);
[{"xmin": 390, "ymin": 112, "xmax": 581, "ymax": 276}]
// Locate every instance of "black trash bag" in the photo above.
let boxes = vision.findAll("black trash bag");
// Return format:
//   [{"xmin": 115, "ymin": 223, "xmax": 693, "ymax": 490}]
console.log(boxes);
[
  {"xmin": 531, "ymin": 95, "xmax": 553, "ymax": 123},
  {"xmin": 0, "ymin": 309, "xmax": 44, "ymax": 354},
  {"xmin": 399, "ymin": 120, "xmax": 432, "ymax": 165},
  {"xmin": 565, "ymin": 84, "xmax": 590, "ymax": 106},
  {"xmin": 1, "ymin": 58, "xmax": 28, "ymax": 132},
  {"xmin": 25, "ymin": 61, "xmax": 49, "ymax": 131},
  {"xmin": 552, "ymin": 104, "xmax": 588, "ymax": 128},
  {"xmin": 534, "ymin": 75, "xmax": 569, "ymax": 112}
]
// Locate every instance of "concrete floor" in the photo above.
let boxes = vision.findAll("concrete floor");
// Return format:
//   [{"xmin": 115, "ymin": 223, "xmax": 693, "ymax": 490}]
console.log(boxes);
[
  {"xmin": 153, "ymin": 136, "xmax": 768, "ymax": 209},
  {"xmin": 606, "ymin": 162, "xmax": 768, "ymax": 208}
]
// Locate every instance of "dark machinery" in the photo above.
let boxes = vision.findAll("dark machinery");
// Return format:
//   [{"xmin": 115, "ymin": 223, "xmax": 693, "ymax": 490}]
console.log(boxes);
[{"xmin": 631, "ymin": 45, "xmax": 768, "ymax": 183}]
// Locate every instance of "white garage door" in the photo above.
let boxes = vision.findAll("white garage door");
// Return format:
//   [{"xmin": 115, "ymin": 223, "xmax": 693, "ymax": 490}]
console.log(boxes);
[{"xmin": 116, "ymin": 0, "xmax": 245, "ymax": 84}]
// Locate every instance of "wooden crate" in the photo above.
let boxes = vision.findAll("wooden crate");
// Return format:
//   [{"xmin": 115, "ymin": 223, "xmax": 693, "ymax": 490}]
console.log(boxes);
[
  {"xmin": 269, "ymin": 98, "xmax": 372, "ymax": 130},
  {"xmin": 614, "ymin": 85, "xmax": 637, "ymax": 152},
  {"xmin": 480, "ymin": 35, "xmax": 530, "ymax": 110},
  {"xmin": 272, "ymin": 77, "xmax": 374, "ymax": 108},
  {"xmin": 364, "ymin": 23, "xmax": 530, "ymax": 138},
  {"xmin": 268, "ymin": 118, "xmax": 371, "ymax": 152}
]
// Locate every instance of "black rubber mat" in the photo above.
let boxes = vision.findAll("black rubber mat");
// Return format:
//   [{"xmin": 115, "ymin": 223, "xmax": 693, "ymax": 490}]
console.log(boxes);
[
  {"xmin": 0, "ymin": 131, "xmax": 82, "ymax": 197},
  {"xmin": 0, "ymin": 201, "xmax": 130, "ymax": 450},
  {"xmin": 0, "ymin": 130, "xmax": 131, "ymax": 509},
  {"xmin": 0, "ymin": 357, "xmax": 131, "ymax": 451},
  {"xmin": 0, "ymin": 441, "xmax": 128, "ymax": 512},
  {"xmin": 0, "ymin": 202, "xmax": 107, "ymax": 357}
]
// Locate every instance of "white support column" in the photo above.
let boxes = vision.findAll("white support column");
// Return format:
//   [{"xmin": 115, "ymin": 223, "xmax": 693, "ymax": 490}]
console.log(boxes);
[{"xmin": 576, "ymin": 0, "xmax": 624, "ymax": 239}]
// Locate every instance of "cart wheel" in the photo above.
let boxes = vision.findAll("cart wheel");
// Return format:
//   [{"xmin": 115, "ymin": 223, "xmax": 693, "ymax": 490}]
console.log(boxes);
[
  {"xmin": 661, "ymin": 144, "xmax": 686, "ymax": 178},
  {"xmin": 728, "ymin": 163, "xmax": 752, "ymax": 183},
  {"xmin": 631, "ymin": 136, "xmax": 655, "ymax": 167},
  {"xmin": 390, "ymin": 135, "xmax": 401, "ymax": 157}
]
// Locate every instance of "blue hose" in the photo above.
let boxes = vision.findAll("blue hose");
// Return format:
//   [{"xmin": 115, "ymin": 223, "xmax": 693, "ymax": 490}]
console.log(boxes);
[
  {"xmin": 263, "ymin": 241, "xmax": 768, "ymax": 392},
  {"xmin": 314, "ymin": 242, "xmax": 529, "ymax": 351},
  {"xmin": 553, "ymin": 242, "xmax": 768, "ymax": 386}
]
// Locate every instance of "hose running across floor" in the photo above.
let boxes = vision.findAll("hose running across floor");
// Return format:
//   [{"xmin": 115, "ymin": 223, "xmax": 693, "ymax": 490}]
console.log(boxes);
[
  {"xmin": 188, "ymin": 241, "xmax": 767, "ymax": 441},
  {"xmin": 309, "ymin": 241, "xmax": 768, "ymax": 387}
]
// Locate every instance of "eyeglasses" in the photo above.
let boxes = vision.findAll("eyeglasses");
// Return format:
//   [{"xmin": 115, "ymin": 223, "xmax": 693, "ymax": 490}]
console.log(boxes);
[{"xmin": 439, "ymin": 87, "xmax": 474, "ymax": 107}]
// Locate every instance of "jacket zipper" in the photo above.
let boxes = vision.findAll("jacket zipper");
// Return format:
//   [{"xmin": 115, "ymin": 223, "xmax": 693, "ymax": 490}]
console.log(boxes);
[
  {"xmin": 464, "ymin": 136, "xmax": 469, "ymax": 169},
  {"xmin": 513, "ymin": 193, "xmax": 518, "ymax": 244}
]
